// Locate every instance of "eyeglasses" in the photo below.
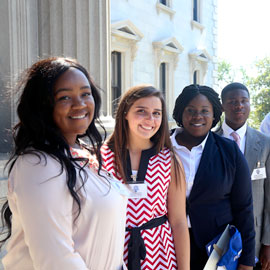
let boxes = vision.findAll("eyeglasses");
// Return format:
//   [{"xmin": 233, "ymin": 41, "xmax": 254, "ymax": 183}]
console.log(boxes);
[{"xmin": 184, "ymin": 108, "xmax": 212, "ymax": 117}]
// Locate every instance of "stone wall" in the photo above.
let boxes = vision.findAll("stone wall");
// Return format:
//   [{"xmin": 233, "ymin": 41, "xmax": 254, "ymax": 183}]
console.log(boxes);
[
  {"xmin": 0, "ymin": 0, "xmax": 111, "ymax": 152},
  {"xmin": 0, "ymin": 1, "xmax": 111, "ymax": 267},
  {"xmin": 111, "ymin": 0, "xmax": 219, "ymax": 115}
]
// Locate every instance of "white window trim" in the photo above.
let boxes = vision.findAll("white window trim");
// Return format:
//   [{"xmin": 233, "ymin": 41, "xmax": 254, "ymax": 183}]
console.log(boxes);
[
  {"xmin": 157, "ymin": 0, "xmax": 172, "ymax": 8},
  {"xmin": 156, "ymin": 1, "xmax": 175, "ymax": 19},
  {"xmin": 191, "ymin": 0, "xmax": 205, "ymax": 32},
  {"xmin": 191, "ymin": 20, "xmax": 205, "ymax": 32},
  {"xmin": 153, "ymin": 37, "xmax": 184, "ymax": 119},
  {"xmin": 102, "ymin": 20, "xmax": 144, "ymax": 132},
  {"xmin": 189, "ymin": 49, "xmax": 212, "ymax": 84},
  {"xmin": 110, "ymin": 20, "xmax": 143, "ymax": 112}
]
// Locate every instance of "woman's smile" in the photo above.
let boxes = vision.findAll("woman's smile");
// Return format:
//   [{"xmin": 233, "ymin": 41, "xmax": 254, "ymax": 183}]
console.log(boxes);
[{"xmin": 53, "ymin": 68, "xmax": 95, "ymax": 146}]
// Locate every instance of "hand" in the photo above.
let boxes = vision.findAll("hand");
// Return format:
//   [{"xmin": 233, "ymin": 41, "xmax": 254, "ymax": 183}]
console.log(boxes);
[
  {"xmin": 259, "ymin": 245, "xmax": 270, "ymax": 270},
  {"xmin": 237, "ymin": 264, "xmax": 252, "ymax": 270}
]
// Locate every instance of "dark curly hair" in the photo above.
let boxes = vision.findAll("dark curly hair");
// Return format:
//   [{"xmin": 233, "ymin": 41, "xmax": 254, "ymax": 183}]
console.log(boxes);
[
  {"xmin": 1, "ymin": 57, "xmax": 105, "ymax": 246},
  {"xmin": 173, "ymin": 84, "xmax": 222, "ymax": 128}
]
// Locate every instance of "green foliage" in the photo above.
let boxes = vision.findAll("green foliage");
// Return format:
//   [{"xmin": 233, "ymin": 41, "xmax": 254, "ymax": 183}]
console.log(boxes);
[
  {"xmin": 247, "ymin": 57, "xmax": 270, "ymax": 128},
  {"xmin": 239, "ymin": 66, "xmax": 249, "ymax": 85},
  {"xmin": 217, "ymin": 57, "xmax": 270, "ymax": 129},
  {"xmin": 217, "ymin": 60, "xmax": 234, "ymax": 83},
  {"xmin": 217, "ymin": 59, "xmax": 249, "ymax": 85},
  {"xmin": 252, "ymin": 88, "xmax": 270, "ymax": 119},
  {"xmin": 217, "ymin": 59, "xmax": 248, "ymax": 91}
]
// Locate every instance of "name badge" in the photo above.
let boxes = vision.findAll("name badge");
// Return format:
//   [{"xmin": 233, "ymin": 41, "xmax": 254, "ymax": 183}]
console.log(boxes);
[
  {"xmin": 110, "ymin": 180, "xmax": 131, "ymax": 196},
  {"xmin": 251, "ymin": 167, "xmax": 266, "ymax": 180},
  {"xmin": 128, "ymin": 183, "xmax": 148, "ymax": 198},
  {"xmin": 99, "ymin": 170, "xmax": 130, "ymax": 196}
]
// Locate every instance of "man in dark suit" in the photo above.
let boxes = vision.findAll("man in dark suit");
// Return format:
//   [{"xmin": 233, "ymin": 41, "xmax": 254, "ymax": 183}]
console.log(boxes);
[{"xmin": 217, "ymin": 82, "xmax": 270, "ymax": 270}]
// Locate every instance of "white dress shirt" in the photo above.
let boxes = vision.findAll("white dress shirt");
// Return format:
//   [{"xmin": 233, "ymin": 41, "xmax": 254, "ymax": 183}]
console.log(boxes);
[
  {"xmin": 221, "ymin": 121, "xmax": 247, "ymax": 154},
  {"xmin": 171, "ymin": 128, "xmax": 209, "ymax": 227}
]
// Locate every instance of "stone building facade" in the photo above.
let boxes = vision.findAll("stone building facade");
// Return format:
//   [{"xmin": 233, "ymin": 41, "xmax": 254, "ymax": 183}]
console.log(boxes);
[
  {"xmin": 0, "ymin": 0, "xmax": 110, "ymax": 153},
  {"xmin": 0, "ymin": 0, "xmax": 218, "ymax": 154},
  {"xmin": 0, "ymin": 0, "xmax": 218, "ymax": 267},
  {"xmin": 108, "ymin": 0, "xmax": 218, "ymax": 124}
]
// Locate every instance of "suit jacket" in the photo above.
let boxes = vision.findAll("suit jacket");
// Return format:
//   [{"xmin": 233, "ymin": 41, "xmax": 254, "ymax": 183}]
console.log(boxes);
[
  {"xmin": 217, "ymin": 126, "xmax": 270, "ymax": 257},
  {"xmin": 187, "ymin": 132, "xmax": 255, "ymax": 266}
]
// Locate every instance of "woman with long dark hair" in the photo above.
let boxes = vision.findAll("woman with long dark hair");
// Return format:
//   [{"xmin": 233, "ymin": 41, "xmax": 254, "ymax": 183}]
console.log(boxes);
[{"xmin": 1, "ymin": 57, "xmax": 128, "ymax": 270}]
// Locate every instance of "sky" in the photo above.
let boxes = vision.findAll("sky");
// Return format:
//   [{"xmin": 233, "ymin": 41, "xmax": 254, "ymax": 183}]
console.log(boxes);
[{"xmin": 217, "ymin": 0, "xmax": 270, "ymax": 72}]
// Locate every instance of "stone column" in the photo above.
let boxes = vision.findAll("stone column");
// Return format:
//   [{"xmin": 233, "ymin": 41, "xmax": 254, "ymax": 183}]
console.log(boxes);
[
  {"xmin": 0, "ymin": 0, "xmax": 110, "ymax": 152},
  {"xmin": 39, "ymin": 0, "xmax": 110, "ymax": 116},
  {"xmin": 0, "ymin": 0, "xmax": 39, "ymax": 152}
]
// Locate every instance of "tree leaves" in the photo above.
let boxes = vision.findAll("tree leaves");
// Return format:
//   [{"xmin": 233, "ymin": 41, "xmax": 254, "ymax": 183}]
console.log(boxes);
[{"xmin": 217, "ymin": 57, "xmax": 270, "ymax": 129}]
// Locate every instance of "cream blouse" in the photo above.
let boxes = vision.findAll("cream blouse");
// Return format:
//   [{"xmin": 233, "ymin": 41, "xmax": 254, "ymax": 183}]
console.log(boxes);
[{"xmin": 2, "ymin": 148, "xmax": 127, "ymax": 270}]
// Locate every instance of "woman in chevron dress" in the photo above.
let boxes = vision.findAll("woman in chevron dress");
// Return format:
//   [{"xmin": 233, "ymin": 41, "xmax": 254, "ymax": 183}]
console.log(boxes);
[{"xmin": 101, "ymin": 85, "xmax": 190, "ymax": 270}]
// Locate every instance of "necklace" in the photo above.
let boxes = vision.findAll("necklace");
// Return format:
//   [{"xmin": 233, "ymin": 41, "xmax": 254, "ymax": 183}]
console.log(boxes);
[{"xmin": 130, "ymin": 173, "xmax": 137, "ymax": 182}]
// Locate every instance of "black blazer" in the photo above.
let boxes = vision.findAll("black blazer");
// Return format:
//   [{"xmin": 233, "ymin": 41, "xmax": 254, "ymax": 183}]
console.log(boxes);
[{"xmin": 187, "ymin": 132, "xmax": 255, "ymax": 266}]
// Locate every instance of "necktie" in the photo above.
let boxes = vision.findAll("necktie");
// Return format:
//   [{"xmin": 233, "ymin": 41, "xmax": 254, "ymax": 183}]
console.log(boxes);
[{"xmin": 230, "ymin": 131, "xmax": 240, "ymax": 147}]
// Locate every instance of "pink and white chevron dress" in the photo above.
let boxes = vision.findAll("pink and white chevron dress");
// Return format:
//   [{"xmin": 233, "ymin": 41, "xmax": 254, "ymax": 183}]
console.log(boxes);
[{"xmin": 101, "ymin": 144, "xmax": 177, "ymax": 270}]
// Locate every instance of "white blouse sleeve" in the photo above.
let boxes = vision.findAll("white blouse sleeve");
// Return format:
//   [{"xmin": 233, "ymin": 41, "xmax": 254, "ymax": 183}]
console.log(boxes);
[{"xmin": 9, "ymin": 153, "xmax": 89, "ymax": 270}]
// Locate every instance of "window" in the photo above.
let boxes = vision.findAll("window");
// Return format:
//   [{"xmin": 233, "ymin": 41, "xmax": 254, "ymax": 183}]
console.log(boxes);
[
  {"xmin": 109, "ymin": 20, "xmax": 143, "ymax": 119},
  {"xmin": 193, "ymin": 70, "xmax": 198, "ymax": 84},
  {"xmin": 189, "ymin": 49, "xmax": 212, "ymax": 84},
  {"xmin": 159, "ymin": 62, "xmax": 167, "ymax": 100},
  {"xmin": 156, "ymin": 0, "xmax": 175, "ymax": 19},
  {"xmin": 160, "ymin": 0, "xmax": 168, "ymax": 5},
  {"xmin": 191, "ymin": 0, "xmax": 204, "ymax": 32},
  {"xmin": 111, "ymin": 51, "xmax": 122, "ymax": 116},
  {"xmin": 153, "ymin": 37, "xmax": 184, "ymax": 118},
  {"xmin": 193, "ymin": 0, "xmax": 199, "ymax": 22}
]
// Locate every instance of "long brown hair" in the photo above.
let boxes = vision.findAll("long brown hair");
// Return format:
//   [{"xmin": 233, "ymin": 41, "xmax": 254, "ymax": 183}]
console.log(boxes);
[{"xmin": 107, "ymin": 85, "xmax": 180, "ymax": 183}]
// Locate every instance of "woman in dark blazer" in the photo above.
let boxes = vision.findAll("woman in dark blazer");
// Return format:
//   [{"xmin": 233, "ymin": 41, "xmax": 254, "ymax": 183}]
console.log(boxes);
[{"xmin": 170, "ymin": 84, "xmax": 255, "ymax": 270}]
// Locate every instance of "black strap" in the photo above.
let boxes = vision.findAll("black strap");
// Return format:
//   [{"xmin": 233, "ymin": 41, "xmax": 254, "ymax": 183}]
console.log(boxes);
[
  {"xmin": 126, "ymin": 215, "xmax": 168, "ymax": 270},
  {"xmin": 125, "ymin": 147, "xmax": 157, "ymax": 183}
]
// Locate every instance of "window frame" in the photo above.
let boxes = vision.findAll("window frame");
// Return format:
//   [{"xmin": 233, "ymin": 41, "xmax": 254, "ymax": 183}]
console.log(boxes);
[
  {"xmin": 159, "ymin": 62, "xmax": 167, "ymax": 100},
  {"xmin": 191, "ymin": 0, "xmax": 205, "ymax": 32},
  {"xmin": 193, "ymin": 0, "xmax": 199, "ymax": 22},
  {"xmin": 108, "ymin": 20, "xmax": 143, "ymax": 118},
  {"xmin": 193, "ymin": 70, "xmax": 199, "ymax": 84},
  {"xmin": 111, "ymin": 51, "xmax": 122, "ymax": 117},
  {"xmin": 189, "ymin": 49, "xmax": 212, "ymax": 85},
  {"xmin": 156, "ymin": 0, "xmax": 175, "ymax": 19},
  {"xmin": 153, "ymin": 37, "xmax": 184, "ymax": 119}
]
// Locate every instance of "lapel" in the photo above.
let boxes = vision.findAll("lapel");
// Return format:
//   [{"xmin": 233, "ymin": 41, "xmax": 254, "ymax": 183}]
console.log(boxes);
[
  {"xmin": 244, "ymin": 126, "xmax": 261, "ymax": 170},
  {"xmin": 216, "ymin": 125, "xmax": 261, "ymax": 170},
  {"xmin": 215, "ymin": 127, "xmax": 223, "ymax": 137},
  {"xmin": 189, "ymin": 132, "xmax": 218, "ymax": 198}
]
